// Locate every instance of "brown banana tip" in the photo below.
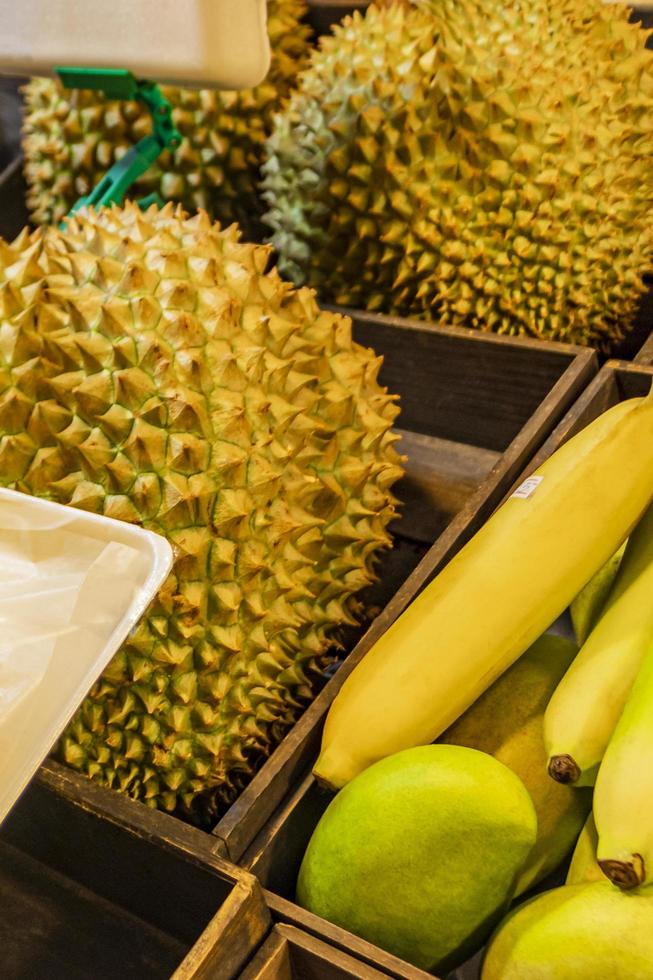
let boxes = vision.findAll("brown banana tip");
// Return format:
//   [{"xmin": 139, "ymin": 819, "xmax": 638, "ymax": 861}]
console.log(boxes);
[
  {"xmin": 547, "ymin": 754, "xmax": 582, "ymax": 784},
  {"xmin": 599, "ymin": 855, "xmax": 646, "ymax": 891},
  {"xmin": 312, "ymin": 769, "xmax": 340, "ymax": 794}
]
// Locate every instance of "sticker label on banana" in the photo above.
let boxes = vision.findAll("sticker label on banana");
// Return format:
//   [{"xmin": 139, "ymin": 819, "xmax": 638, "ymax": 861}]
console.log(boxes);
[{"xmin": 512, "ymin": 476, "xmax": 544, "ymax": 500}]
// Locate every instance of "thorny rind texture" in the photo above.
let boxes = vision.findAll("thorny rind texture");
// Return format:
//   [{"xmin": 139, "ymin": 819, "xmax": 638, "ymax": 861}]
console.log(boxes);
[
  {"xmin": 22, "ymin": 0, "xmax": 311, "ymax": 240},
  {"xmin": 263, "ymin": 0, "xmax": 653, "ymax": 348},
  {"xmin": 0, "ymin": 202, "xmax": 403, "ymax": 823}
]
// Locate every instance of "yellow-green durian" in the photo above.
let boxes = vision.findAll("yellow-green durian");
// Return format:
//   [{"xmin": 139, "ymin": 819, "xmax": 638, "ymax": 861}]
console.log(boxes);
[
  {"xmin": 0, "ymin": 202, "xmax": 403, "ymax": 823},
  {"xmin": 263, "ymin": 0, "xmax": 653, "ymax": 347}
]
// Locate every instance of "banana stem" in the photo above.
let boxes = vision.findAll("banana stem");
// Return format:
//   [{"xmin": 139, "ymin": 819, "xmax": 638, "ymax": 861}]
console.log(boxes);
[
  {"xmin": 599, "ymin": 855, "xmax": 646, "ymax": 890},
  {"xmin": 548, "ymin": 754, "xmax": 581, "ymax": 784}
]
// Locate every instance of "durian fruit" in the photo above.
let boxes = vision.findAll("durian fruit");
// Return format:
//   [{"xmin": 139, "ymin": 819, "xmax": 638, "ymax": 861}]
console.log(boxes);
[
  {"xmin": 0, "ymin": 202, "xmax": 403, "ymax": 823},
  {"xmin": 263, "ymin": 0, "xmax": 653, "ymax": 347},
  {"xmin": 22, "ymin": 0, "xmax": 311, "ymax": 237}
]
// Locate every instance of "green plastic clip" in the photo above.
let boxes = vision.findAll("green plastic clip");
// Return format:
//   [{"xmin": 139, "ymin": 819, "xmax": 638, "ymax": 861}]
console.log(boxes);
[{"xmin": 56, "ymin": 67, "xmax": 182, "ymax": 223}]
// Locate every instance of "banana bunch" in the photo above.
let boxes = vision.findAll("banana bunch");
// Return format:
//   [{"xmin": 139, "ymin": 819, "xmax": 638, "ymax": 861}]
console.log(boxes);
[
  {"xmin": 545, "ymin": 503, "xmax": 653, "ymax": 785},
  {"xmin": 315, "ymin": 388, "xmax": 653, "ymax": 790},
  {"xmin": 314, "ymin": 383, "xmax": 653, "ymax": 896},
  {"xmin": 544, "ymin": 497, "xmax": 653, "ymax": 890}
]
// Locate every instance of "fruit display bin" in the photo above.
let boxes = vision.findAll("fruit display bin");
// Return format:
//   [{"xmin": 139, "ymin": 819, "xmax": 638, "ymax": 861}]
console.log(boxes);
[
  {"xmin": 236, "ymin": 356, "xmax": 653, "ymax": 980},
  {"xmin": 0, "ymin": 765, "xmax": 270, "ymax": 980}
]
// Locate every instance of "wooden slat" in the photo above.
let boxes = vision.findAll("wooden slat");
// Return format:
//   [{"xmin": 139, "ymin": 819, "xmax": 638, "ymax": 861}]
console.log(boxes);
[
  {"xmin": 173, "ymin": 878, "xmax": 270, "ymax": 980},
  {"xmin": 345, "ymin": 306, "xmax": 591, "ymax": 452},
  {"xmin": 239, "ymin": 931, "xmax": 292, "ymax": 980},
  {"xmin": 395, "ymin": 429, "xmax": 500, "ymax": 543}
]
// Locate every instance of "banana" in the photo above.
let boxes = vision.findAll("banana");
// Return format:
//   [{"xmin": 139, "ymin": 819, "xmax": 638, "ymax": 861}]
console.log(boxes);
[
  {"xmin": 566, "ymin": 813, "xmax": 604, "ymax": 885},
  {"xmin": 569, "ymin": 541, "xmax": 626, "ymax": 646},
  {"xmin": 545, "ymin": 500, "xmax": 653, "ymax": 786},
  {"xmin": 314, "ymin": 391, "xmax": 653, "ymax": 791},
  {"xmin": 594, "ymin": 636, "xmax": 653, "ymax": 889}
]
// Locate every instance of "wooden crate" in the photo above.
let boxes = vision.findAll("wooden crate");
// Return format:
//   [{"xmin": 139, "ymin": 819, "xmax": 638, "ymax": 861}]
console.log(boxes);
[
  {"xmin": 237, "ymin": 359, "xmax": 653, "ymax": 980},
  {"xmin": 0, "ymin": 763, "xmax": 269, "ymax": 980},
  {"xmin": 20, "ymin": 308, "xmax": 594, "ymax": 868}
]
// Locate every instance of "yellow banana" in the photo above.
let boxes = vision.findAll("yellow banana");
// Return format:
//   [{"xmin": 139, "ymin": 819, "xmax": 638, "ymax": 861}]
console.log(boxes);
[
  {"xmin": 595, "ymin": 636, "xmax": 653, "ymax": 889},
  {"xmin": 314, "ymin": 391, "xmax": 653, "ymax": 791},
  {"xmin": 545, "ymin": 500, "xmax": 653, "ymax": 786}
]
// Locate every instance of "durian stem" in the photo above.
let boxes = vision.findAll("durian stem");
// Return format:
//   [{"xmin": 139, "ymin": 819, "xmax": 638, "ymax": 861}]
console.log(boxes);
[{"xmin": 548, "ymin": 754, "xmax": 581, "ymax": 784}]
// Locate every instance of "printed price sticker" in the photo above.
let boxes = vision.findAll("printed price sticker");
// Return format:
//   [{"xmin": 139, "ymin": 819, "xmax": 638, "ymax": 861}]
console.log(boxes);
[{"xmin": 511, "ymin": 475, "xmax": 543, "ymax": 500}]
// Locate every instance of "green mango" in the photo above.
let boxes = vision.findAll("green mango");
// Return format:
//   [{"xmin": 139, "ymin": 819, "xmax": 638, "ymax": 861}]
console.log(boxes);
[
  {"xmin": 441, "ymin": 634, "xmax": 591, "ymax": 894},
  {"xmin": 297, "ymin": 745, "xmax": 537, "ymax": 974},
  {"xmin": 482, "ymin": 880, "xmax": 653, "ymax": 979}
]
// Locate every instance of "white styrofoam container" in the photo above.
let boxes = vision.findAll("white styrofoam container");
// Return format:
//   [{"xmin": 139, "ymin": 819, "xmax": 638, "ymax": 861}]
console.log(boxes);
[
  {"xmin": 0, "ymin": 0, "xmax": 271, "ymax": 90},
  {"xmin": 0, "ymin": 487, "xmax": 172, "ymax": 823}
]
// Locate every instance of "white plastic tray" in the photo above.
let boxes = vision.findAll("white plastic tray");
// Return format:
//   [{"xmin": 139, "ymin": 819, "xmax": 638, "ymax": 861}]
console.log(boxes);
[
  {"xmin": 0, "ymin": 0, "xmax": 270, "ymax": 90},
  {"xmin": 0, "ymin": 487, "xmax": 172, "ymax": 823}
]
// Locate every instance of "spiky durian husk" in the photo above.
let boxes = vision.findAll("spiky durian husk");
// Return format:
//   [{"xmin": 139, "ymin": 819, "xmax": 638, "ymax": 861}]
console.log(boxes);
[
  {"xmin": 22, "ymin": 0, "xmax": 311, "ymax": 238},
  {"xmin": 263, "ymin": 0, "xmax": 653, "ymax": 347},
  {"xmin": 0, "ymin": 202, "xmax": 403, "ymax": 822}
]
